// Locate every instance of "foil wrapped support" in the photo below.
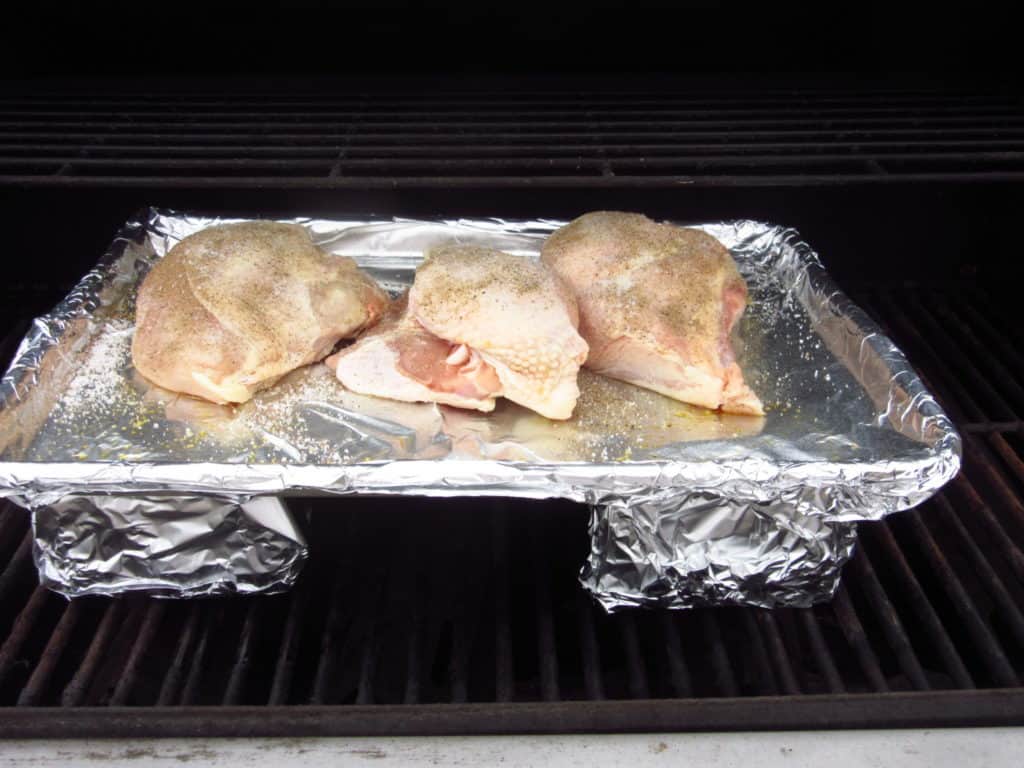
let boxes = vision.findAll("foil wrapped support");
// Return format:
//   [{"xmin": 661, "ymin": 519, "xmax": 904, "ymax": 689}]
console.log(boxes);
[
  {"xmin": 32, "ymin": 495, "xmax": 307, "ymax": 598},
  {"xmin": 581, "ymin": 492, "xmax": 858, "ymax": 611}
]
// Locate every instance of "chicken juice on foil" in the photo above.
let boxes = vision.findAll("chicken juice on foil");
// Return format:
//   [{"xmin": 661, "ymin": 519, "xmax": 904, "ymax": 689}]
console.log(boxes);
[{"xmin": 0, "ymin": 210, "xmax": 960, "ymax": 608}]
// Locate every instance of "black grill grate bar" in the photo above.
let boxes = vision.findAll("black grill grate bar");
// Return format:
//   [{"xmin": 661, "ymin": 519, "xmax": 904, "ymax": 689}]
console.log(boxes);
[
  {"xmin": 451, "ymin": 563, "xmax": 488, "ymax": 706},
  {"xmin": 108, "ymin": 602, "xmax": 166, "ymax": 706},
  {"xmin": 351, "ymin": 566, "xmax": 387, "ymax": 706},
  {"xmin": 355, "ymin": 607, "xmax": 380, "ymax": 706},
  {"xmin": 799, "ymin": 610, "xmax": 846, "ymax": 693},
  {"xmin": 988, "ymin": 433, "xmax": 1024, "ymax": 489},
  {"xmin": 951, "ymin": 472, "xmax": 1024, "ymax": 584},
  {"xmin": 268, "ymin": 583, "xmax": 309, "ymax": 706},
  {"xmin": 402, "ymin": 609, "xmax": 421, "ymax": 705},
  {"xmin": 310, "ymin": 566, "xmax": 349, "ymax": 705},
  {"xmin": 966, "ymin": 286, "xmax": 1024, "ymax": 352},
  {"xmin": 738, "ymin": 611, "xmax": 779, "ymax": 694},
  {"xmin": 986, "ymin": 433, "xmax": 1024, "ymax": 525},
  {"xmin": 5, "ymin": 127, "xmax": 1024, "ymax": 144},
  {"xmin": 9, "ymin": 173, "xmax": 1024, "ymax": 188},
  {"xmin": 849, "ymin": 548, "xmax": 930, "ymax": 690},
  {"xmin": 7, "ymin": 116, "xmax": 1024, "ymax": 132},
  {"xmin": 156, "ymin": 603, "xmax": 202, "ymax": 706},
  {"xmin": 754, "ymin": 612, "xmax": 801, "ymax": 695},
  {"xmin": 658, "ymin": 613, "xmax": 691, "ymax": 698},
  {"xmin": 222, "ymin": 601, "xmax": 261, "ymax": 706},
  {"xmin": 934, "ymin": 299, "xmax": 1024, "ymax": 408},
  {"xmin": 59, "ymin": 601, "xmax": 125, "ymax": 707},
  {"xmin": 616, "ymin": 615, "xmax": 650, "ymax": 700},
  {"xmin": 918, "ymin": 296, "xmax": 1024, "ymax": 416},
  {"xmin": 178, "ymin": 606, "xmax": 219, "ymax": 706},
  {"xmin": 963, "ymin": 437, "xmax": 1024, "ymax": 535},
  {"xmin": 492, "ymin": 511, "xmax": 514, "ymax": 703},
  {"xmin": 903, "ymin": 510, "xmax": 1020, "ymax": 686},
  {"xmin": 4, "ymin": 104, "xmax": 1021, "ymax": 120},
  {"xmin": 832, "ymin": 584, "xmax": 889, "ymax": 692},
  {"xmin": 531, "ymin": 532, "xmax": 560, "ymax": 703},
  {"xmin": 0, "ymin": 504, "xmax": 26, "ymax": 556},
  {"xmin": 0, "ymin": 587, "xmax": 52, "ymax": 693},
  {"xmin": 904, "ymin": 294, "xmax": 1018, "ymax": 421},
  {"xmin": 10, "ymin": 139, "xmax": 1024, "ymax": 156},
  {"xmin": 963, "ymin": 423, "xmax": 1024, "ymax": 434},
  {"xmin": 701, "ymin": 613, "xmax": 739, "ymax": 697},
  {"xmin": 5, "ymin": 153, "xmax": 1024, "ymax": 172},
  {"xmin": 0, "ymin": 531, "xmax": 32, "ymax": 607},
  {"xmin": 577, "ymin": 592, "xmax": 605, "ymax": 700},
  {"xmin": 15, "ymin": 599, "xmax": 83, "ymax": 707},
  {"xmin": 863, "ymin": 523, "xmax": 975, "ymax": 688},
  {"xmin": 2, "ymin": 90, "xmax": 1016, "ymax": 107},
  {"xmin": 931, "ymin": 495, "xmax": 1024, "ymax": 651}
]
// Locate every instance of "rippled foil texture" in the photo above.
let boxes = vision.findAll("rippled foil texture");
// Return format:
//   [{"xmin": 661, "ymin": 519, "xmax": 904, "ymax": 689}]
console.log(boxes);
[
  {"xmin": 32, "ymin": 496, "xmax": 307, "ymax": 598},
  {"xmin": 0, "ymin": 209, "xmax": 960, "ymax": 608}
]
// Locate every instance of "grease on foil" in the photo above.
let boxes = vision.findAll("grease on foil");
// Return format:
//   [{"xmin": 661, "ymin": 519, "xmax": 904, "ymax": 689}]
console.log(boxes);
[{"xmin": 0, "ymin": 210, "xmax": 961, "ymax": 609}]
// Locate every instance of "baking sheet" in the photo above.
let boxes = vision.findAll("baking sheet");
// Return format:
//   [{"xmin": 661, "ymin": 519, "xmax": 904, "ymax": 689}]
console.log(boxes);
[{"xmin": 0, "ymin": 209, "xmax": 959, "ymax": 520}]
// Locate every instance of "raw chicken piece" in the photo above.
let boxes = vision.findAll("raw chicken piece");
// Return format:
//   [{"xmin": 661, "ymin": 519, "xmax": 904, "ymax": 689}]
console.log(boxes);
[
  {"xmin": 408, "ymin": 245, "xmax": 589, "ymax": 420},
  {"xmin": 132, "ymin": 221, "xmax": 387, "ymax": 404},
  {"xmin": 541, "ymin": 212, "xmax": 763, "ymax": 415},
  {"xmin": 326, "ymin": 294, "xmax": 503, "ymax": 412}
]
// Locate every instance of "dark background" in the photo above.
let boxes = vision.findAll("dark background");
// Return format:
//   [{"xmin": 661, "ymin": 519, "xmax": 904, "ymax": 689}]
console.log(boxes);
[{"xmin": 2, "ymin": 2, "xmax": 1019, "ymax": 81}]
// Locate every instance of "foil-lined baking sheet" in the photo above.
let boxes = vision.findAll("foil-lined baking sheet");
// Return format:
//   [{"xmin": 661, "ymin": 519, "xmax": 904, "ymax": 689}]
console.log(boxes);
[
  {"xmin": 33, "ymin": 495, "xmax": 307, "ymax": 598},
  {"xmin": 0, "ymin": 209, "xmax": 960, "ymax": 608}
]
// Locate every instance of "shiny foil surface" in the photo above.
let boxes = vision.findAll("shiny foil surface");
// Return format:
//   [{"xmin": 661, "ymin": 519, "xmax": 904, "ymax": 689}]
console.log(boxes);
[
  {"xmin": 33, "ymin": 495, "xmax": 307, "ymax": 598},
  {"xmin": 0, "ymin": 209, "xmax": 960, "ymax": 608}
]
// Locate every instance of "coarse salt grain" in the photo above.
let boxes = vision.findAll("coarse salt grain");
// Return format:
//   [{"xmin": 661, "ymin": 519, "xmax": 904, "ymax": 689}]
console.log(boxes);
[{"xmin": 56, "ymin": 320, "xmax": 135, "ymax": 419}]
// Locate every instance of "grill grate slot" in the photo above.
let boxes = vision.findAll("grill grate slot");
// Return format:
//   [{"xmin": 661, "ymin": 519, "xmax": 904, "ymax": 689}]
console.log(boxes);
[{"xmin": 2, "ymin": 89, "xmax": 1022, "ymax": 187}]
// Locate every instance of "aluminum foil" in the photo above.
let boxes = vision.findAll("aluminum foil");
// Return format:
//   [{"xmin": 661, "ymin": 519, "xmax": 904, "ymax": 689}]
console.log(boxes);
[
  {"xmin": 33, "ymin": 495, "xmax": 307, "ymax": 598},
  {"xmin": 0, "ymin": 208, "xmax": 960, "ymax": 608},
  {"xmin": 583, "ymin": 492, "xmax": 859, "ymax": 610}
]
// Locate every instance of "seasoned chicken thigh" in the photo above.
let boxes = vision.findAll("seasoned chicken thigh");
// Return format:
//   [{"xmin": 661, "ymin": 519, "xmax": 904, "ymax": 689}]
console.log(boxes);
[
  {"xmin": 408, "ymin": 245, "xmax": 588, "ymax": 420},
  {"xmin": 541, "ymin": 212, "xmax": 763, "ymax": 415},
  {"xmin": 326, "ymin": 294, "xmax": 503, "ymax": 412},
  {"xmin": 133, "ymin": 221, "xmax": 388, "ymax": 404}
]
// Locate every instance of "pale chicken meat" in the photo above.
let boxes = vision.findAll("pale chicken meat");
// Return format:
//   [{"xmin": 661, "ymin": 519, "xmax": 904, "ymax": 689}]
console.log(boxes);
[
  {"xmin": 326, "ymin": 294, "xmax": 503, "ymax": 412},
  {"xmin": 132, "ymin": 221, "xmax": 388, "ymax": 404},
  {"xmin": 407, "ymin": 245, "xmax": 589, "ymax": 420},
  {"xmin": 541, "ymin": 212, "xmax": 763, "ymax": 415}
]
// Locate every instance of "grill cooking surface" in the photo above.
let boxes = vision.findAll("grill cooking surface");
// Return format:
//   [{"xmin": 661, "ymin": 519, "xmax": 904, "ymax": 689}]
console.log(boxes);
[
  {"xmin": 1, "ymin": 89, "xmax": 1024, "ymax": 187},
  {"xmin": 1, "ymin": 82, "xmax": 1023, "ymax": 735},
  {"xmin": 1, "ymin": 285, "xmax": 1023, "ymax": 735}
]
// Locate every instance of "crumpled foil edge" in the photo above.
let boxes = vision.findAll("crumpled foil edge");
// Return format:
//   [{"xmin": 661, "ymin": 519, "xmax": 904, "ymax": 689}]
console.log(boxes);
[{"xmin": 32, "ymin": 494, "xmax": 307, "ymax": 598}]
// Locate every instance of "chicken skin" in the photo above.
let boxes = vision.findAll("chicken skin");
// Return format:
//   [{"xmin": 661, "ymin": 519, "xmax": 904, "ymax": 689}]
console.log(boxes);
[
  {"xmin": 408, "ymin": 245, "xmax": 589, "ymax": 420},
  {"xmin": 326, "ymin": 294, "xmax": 503, "ymax": 412},
  {"xmin": 541, "ymin": 212, "xmax": 763, "ymax": 415},
  {"xmin": 133, "ymin": 221, "xmax": 388, "ymax": 404}
]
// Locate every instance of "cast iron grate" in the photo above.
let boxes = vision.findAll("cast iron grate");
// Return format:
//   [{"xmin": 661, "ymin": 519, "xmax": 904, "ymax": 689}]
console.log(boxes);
[
  {"xmin": 1, "ymin": 88, "xmax": 1024, "ymax": 187},
  {"xmin": 0, "ymin": 284, "xmax": 1023, "ymax": 735}
]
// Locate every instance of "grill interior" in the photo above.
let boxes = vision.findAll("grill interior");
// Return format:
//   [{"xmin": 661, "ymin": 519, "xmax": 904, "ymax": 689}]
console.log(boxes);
[
  {"xmin": 1, "ymin": 283, "xmax": 1023, "ymax": 735},
  {"xmin": 1, "ymin": 89, "xmax": 1023, "ymax": 187},
  {"xmin": 1, "ymin": 83, "xmax": 1023, "ymax": 736}
]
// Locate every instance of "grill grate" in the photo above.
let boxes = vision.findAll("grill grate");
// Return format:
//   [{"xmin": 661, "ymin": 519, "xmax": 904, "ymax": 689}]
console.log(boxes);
[
  {"xmin": 2, "ymin": 89, "xmax": 1024, "ymax": 187},
  {"xmin": 1, "ymin": 284, "xmax": 1023, "ymax": 735}
]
